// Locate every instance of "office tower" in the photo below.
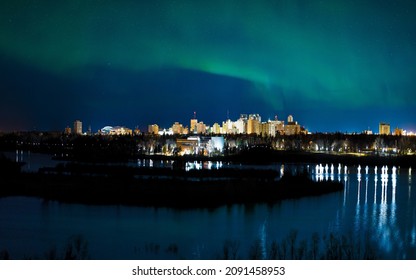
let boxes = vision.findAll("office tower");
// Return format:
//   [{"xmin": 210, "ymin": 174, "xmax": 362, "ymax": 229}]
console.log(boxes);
[
  {"xmin": 74, "ymin": 120, "xmax": 82, "ymax": 135},
  {"xmin": 379, "ymin": 122, "xmax": 390, "ymax": 135}
]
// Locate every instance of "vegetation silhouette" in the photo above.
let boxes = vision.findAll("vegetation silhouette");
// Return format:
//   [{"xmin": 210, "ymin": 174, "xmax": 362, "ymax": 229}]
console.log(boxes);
[{"xmin": 0, "ymin": 159, "xmax": 343, "ymax": 208}]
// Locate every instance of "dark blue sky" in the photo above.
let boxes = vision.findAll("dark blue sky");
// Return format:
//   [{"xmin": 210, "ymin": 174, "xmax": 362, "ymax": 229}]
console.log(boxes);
[{"xmin": 1, "ymin": 0, "xmax": 416, "ymax": 132}]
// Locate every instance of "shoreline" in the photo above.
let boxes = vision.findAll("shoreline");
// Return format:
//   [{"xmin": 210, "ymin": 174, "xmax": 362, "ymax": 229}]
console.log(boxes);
[{"xmin": 137, "ymin": 150, "xmax": 416, "ymax": 168}]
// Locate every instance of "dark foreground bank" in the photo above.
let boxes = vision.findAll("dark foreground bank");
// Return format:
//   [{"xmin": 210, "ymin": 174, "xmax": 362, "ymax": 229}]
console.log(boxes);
[{"xmin": 1, "ymin": 159, "xmax": 343, "ymax": 208}]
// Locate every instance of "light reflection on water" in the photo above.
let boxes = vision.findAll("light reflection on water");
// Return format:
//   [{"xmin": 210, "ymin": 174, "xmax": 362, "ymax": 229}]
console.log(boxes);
[{"xmin": 310, "ymin": 163, "xmax": 415, "ymax": 258}]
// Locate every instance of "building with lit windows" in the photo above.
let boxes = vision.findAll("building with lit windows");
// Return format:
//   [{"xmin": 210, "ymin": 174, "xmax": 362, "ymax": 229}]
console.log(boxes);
[
  {"xmin": 190, "ymin": 119, "xmax": 198, "ymax": 134},
  {"xmin": 284, "ymin": 115, "xmax": 301, "ymax": 135},
  {"xmin": 247, "ymin": 114, "xmax": 261, "ymax": 135},
  {"xmin": 100, "ymin": 126, "xmax": 132, "ymax": 135},
  {"xmin": 64, "ymin": 126, "xmax": 72, "ymax": 135},
  {"xmin": 393, "ymin": 127, "xmax": 404, "ymax": 136},
  {"xmin": 148, "ymin": 124, "xmax": 159, "ymax": 135},
  {"xmin": 212, "ymin": 123, "xmax": 221, "ymax": 134},
  {"xmin": 172, "ymin": 122, "xmax": 185, "ymax": 135},
  {"xmin": 196, "ymin": 122, "xmax": 206, "ymax": 134},
  {"xmin": 74, "ymin": 120, "xmax": 82, "ymax": 135},
  {"xmin": 379, "ymin": 122, "xmax": 390, "ymax": 135},
  {"xmin": 261, "ymin": 122, "xmax": 276, "ymax": 137}
]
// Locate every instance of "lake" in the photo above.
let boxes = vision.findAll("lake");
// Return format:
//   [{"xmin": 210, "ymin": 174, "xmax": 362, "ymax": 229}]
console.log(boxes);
[{"xmin": 0, "ymin": 151, "xmax": 415, "ymax": 259}]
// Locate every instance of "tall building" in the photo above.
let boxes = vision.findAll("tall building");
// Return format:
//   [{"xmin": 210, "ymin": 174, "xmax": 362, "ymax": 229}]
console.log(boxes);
[
  {"xmin": 379, "ymin": 122, "xmax": 390, "ymax": 135},
  {"xmin": 247, "ymin": 118, "xmax": 260, "ymax": 135},
  {"xmin": 246, "ymin": 114, "xmax": 261, "ymax": 135},
  {"xmin": 393, "ymin": 127, "xmax": 403, "ymax": 136},
  {"xmin": 212, "ymin": 123, "xmax": 221, "ymax": 134},
  {"xmin": 196, "ymin": 122, "xmax": 206, "ymax": 134},
  {"xmin": 172, "ymin": 122, "xmax": 184, "ymax": 135},
  {"xmin": 148, "ymin": 124, "xmax": 159, "ymax": 135},
  {"xmin": 74, "ymin": 120, "xmax": 82, "ymax": 135},
  {"xmin": 234, "ymin": 118, "xmax": 246, "ymax": 134},
  {"xmin": 190, "ymin": 112, "xmax": 197, "ymax": 134},
  {"xmin": 261, "ymin": 122, "xmax": 276, "ymax": 137},
  {"xmin": 222, "ymin": 119, "xmax": 234, "ymax": 134},
  {"xmin": 285, "ymin": 115, "xmax": 300, "ymax": 135}
]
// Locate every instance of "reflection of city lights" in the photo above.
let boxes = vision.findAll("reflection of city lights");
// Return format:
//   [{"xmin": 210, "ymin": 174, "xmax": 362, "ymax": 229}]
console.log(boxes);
[
  {"xmin": 365, "ymin": 175, "xmax": 368, "ymax": 204},
  {"xmin": 392, "ymin": 166, "xmax": 397, "ymax": 205}
]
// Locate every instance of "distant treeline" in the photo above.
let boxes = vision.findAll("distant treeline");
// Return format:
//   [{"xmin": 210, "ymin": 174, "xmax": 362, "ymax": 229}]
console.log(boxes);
[{"xmin": 1, "ymin": 131, "xmax": 416, "ymax": 163}]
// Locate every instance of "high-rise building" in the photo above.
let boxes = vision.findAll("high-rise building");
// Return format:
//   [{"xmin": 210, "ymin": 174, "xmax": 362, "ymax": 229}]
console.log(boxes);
[
  {"xmin": 172, "ymin": 122, "xmax": 184, "ymax": 134},
  {"xmin": 261, "ymin": 122, "xmax": 276, "ymax": 137},
  {"xmin": 190, "ymin": 112, "xmax": 198, "ymax": 134},
  {"xmin": 247, "ymin": 118, "xmax": 260, "ymax": 135},
  {"xmin": 285, "ymin": 115, "xmax": 300, "ymax": 135},
  {"xmin": 393, "ymin": 127, "xmax": 403, "ymax": 136},
  {"xmin": 235, "ymin": 118, "xmax": 246, "ymax": 134},
  {"xmin": 74, "ymin": 120, "xmax": 82, "ymax": 135},
  {"xmin": 196, "ymin": 122, "xmax": 206, "ymax": 134},
  {"xmin": 246, "ymin": 114, "xmax": 261, "ymax": 135},
  {"xmin": 148, "ymin": 124, "xmax": 159, "ymax": 135},
  {"xmin": 379, "ymin": 122, "xmax": 390, "ymax": 135},
  {"xmin": 212, "ymin": 123, "xmax": 221, "ymax": 134}
]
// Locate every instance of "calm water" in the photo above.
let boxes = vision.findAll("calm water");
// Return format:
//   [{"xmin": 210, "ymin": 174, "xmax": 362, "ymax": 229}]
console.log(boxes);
[{"xmin": 1, "ymin": 152, "xmax": 415, "ymax": 259}]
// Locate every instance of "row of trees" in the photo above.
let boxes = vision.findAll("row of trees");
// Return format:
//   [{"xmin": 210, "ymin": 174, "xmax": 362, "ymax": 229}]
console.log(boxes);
[{"xmin": 1, "ymin": 131, "xmax": 416, "ymax": 158}]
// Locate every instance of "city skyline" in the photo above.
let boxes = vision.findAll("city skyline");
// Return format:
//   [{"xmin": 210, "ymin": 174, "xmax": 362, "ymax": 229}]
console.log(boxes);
[
  {"xmin": 67, "ymin": 112, "xmax": 415, "ymax": 137},
  {"xmin": 1, "ymin": 1, "xmax": 416, "ymax": 132}
]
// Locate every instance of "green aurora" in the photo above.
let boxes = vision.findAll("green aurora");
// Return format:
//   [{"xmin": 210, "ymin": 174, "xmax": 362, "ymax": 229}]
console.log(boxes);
[{"xmin": 1, "ymin": 0, "xmax": 415, "ymax": 131}]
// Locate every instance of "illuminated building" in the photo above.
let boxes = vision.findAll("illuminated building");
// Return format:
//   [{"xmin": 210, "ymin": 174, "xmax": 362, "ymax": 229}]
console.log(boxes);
[
  {"xmin": 235, "ymin": 117, "xmax": 246, "ymax": 134},
  {"xmin": 362, "ymin": 129, "xmax": 373, "ymax": 135},
  {"xmin": 172, "ymin": 122, "xmax": 184, "ymax": 135},
  {"xmin": 379, "ymin": 122, "xmax": 390, "ymax": 135},
  {"xmin": 208, "ymin": 136, "xmax": 225, "ymax": 153},
  {"xmin": 212, "ymin": 123, "xmax": 221, "ymax": 134},
  {"xmin": 148, "ymin": 124, "xmax": 159, "ymax": 134},
  {"xmin": 100, "ymin": 126, "xmax": 132, "ymax": 135},
  {"xmin": 176, "ymin": 136, "xmax": 225, "ymax": 156},
  {"xmin": 247, "ymin": 114, "xmax": 261, "ymax": 135},
  {"xmin": 222, "ymin": 119, "xmax": 234, "ymax": 134},
  {"xmin": 64, "ymin": 126, "xmax": 72, "ymax": 135},
  {"xmin": 261, "ymin": 122, "xmax": 276, "ymax": 137},
  {"xmin": 190, "ymin": 111, "xmax": 198, "ymax": 134},
  {"xmin": 393, "ymin": 127, "xmax": 404, "ymax": 136},
  {"xmin": 269, "ymin": 115, "xmax": 284, "ymax": 135},
  {"xmin": 284, "ymin": 115, "xmax": 301, "ymax": 135},
  {"xmin": 74, "ymin": 120, "xmax": 82, "ymax": 135},
  {"xmin": 176, "ymin": 137, "xmax": 199, "ymax": 155},
  {"xmin": 196, "ymin": 122, "xmax": 206, "ymax": 134}
]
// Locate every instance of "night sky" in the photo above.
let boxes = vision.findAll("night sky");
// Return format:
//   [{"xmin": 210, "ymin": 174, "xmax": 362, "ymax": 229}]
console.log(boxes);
[{"xmin": 1, "ymin": 0, "xmax": 416, "ymax": 132}]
